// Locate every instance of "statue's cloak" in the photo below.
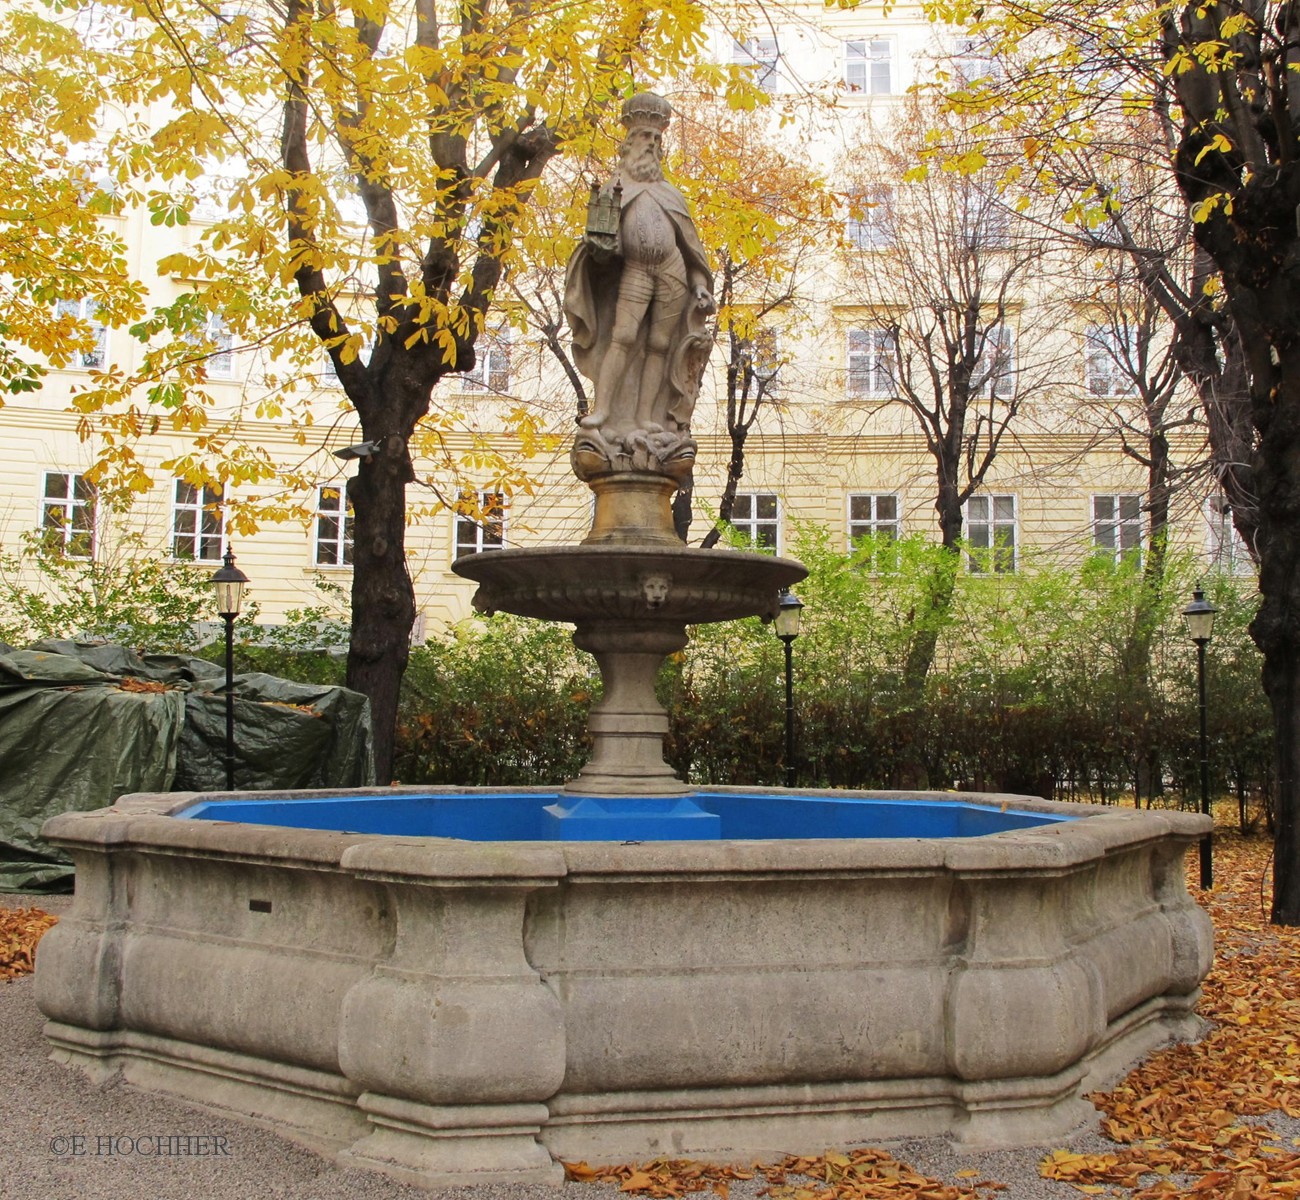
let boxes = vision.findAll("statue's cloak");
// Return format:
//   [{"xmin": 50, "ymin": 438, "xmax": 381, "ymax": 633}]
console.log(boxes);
[{"xmin": 563, "ymin": 180, "xmax": 715, "ymax": 426}]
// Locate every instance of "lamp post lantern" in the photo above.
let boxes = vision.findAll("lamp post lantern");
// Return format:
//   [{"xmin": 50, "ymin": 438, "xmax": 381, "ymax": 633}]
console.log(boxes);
[
  {"xmin": 774, "ymin": 590, "xmax": 804, "ymax": 789},
  {"xmin": 211, "ymin": 549, "xmax": 249, "ymax": 791},
  {"xmin": 1182, "ymin": 585, "xmax": 1218, "ymax": 889}
]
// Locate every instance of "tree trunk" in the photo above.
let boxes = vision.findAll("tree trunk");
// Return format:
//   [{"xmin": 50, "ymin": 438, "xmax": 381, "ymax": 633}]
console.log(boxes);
[
  {"xmin": 345, "ymin": 428, "xmax": 417, "ymax": 784},
  {"xmin": 896, "ymin": 474, "xmax": 963, "ymax": 787},
  {"xmin": 1250, "ymin": 361, "xmax": 1300, "ymax": 922}
]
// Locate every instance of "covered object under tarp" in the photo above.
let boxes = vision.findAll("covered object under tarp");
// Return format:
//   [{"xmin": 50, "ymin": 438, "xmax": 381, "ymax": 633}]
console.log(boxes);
[{"xmin": 0, "ymin": 640, "xmax": 374, "ymax": 891}]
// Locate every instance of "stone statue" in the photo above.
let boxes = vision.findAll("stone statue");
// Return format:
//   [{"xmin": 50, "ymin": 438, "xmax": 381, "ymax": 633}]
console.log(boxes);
[{"xmin": 564, "ymin": 92, "xmax": 716, "ymax": 482}]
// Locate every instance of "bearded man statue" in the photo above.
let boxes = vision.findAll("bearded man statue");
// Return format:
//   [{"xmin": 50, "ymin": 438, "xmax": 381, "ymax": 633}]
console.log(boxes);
[{"xmin": 563, "ymin": 93, "xmax": 716, "ymax": 481}]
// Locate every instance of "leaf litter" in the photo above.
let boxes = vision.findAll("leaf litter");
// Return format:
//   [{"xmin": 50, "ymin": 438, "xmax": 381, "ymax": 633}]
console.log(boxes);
[{"xmin": 0, "ymin": 907, "xmax": 58, "ymax": 981}]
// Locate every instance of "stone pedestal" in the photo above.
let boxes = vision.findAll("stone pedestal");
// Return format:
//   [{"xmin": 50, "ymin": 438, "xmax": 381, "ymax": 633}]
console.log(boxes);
[
  {"xmin": 583, "ymin": 473, "xmax": 682, "ymax": 547},
  {"xmin": 567, "ymin": 621, "xmax": 689, "ymax": 795}
]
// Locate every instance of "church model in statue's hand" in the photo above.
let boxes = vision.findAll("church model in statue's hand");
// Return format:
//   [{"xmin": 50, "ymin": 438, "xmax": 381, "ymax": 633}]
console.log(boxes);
[{"xmin": 563, "ymin": 92, "xmax": 716, "ymax": 483}]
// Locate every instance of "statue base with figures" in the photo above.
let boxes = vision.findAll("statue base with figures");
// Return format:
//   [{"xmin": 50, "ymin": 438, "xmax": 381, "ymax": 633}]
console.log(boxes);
[{"xmin": 571, "ymin": 424, "xmax": 697, "ymax": 486}]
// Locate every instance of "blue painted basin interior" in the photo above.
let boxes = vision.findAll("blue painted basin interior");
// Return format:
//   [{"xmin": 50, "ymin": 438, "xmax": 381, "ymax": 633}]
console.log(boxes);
[{"xmin": 175, "ymin": 791, "xmax": 1073, "ymax": 843}]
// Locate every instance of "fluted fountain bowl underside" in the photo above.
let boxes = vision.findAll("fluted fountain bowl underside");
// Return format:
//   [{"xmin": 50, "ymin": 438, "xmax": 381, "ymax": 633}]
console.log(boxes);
[{"xmin": 452, "ymin": 543, "xmax": 806, "ymax": 625}]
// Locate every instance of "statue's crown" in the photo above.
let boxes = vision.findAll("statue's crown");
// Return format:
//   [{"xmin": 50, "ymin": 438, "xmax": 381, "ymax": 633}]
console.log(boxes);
[{"xmin": 620, "ymin": 92, "xmax": 672, "ymax": 132}]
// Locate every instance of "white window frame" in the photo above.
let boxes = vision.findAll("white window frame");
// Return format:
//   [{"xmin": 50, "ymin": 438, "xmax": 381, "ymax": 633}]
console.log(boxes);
[
  {"xmin": 845, "ymin": 38, "xmax": 893, "ymax": 94},
  {"xmin": 733, "ymin": 36, "xmax": 781, "ymax": 94},
  {"xmin": 192, "ymin": 158, "xmax": 244, "ymax": 223},
  {"xmin": 952, "ymin": 36, "xmax": 999, "ymax": 83},
  {"xmin": 322, "ymin": 335, "xmax": 374, "ymax": 385},
  {"xmin": 203, "ymin": 312, "xmax": 235, "ymax": 379},
  {"xmin": 454, "ymin": 490, "xmax": 507, "ymax": 559},
  {"xmin": 184, "ymin": 310, "xmax": 235, "ymax": 380},
  {"xmin": 729, "ymin": 491, "xmax": 781, "ymax": 553},
  {"xmin": 1092, "ymin": 494, "xmax": 1143, "ymax": 564},
  {"xmin": 1084, "ymin": 324, "xmax": 1138, "ymax": 398},
  {"xmin": 965, "ymin": 494, "xmax": 1017, "ymax": 573},
  {"xmin": 461, "ymin": 330, "xmax": 511, "ymax": 394},
  {"xmin": 41, "ymin": 471, "xmax": 97, "ymax": 558},
  {"xmin": 962, "ymin": 187, "xmax": 1010, "ymax": 250},
  {"xmin": 1206, "ymin": 495, "xmax": 1252, "ymax": 576},
  {"xmin": 54, "ymin": 298, "xmax": 107, "ymax": 370},
  {"xmin": 845, "ymin": 186, "xmax": 894, "ymax": 250},
  {"xmin": 847, "ymin": 493, "xmax": 900, "ymax": 569},
  {"xmin": 847, "ymin": 328, "xmax": 896, "ymax": 398},
  {"xmin": 973, "ymin": 326, "xmax": 1016, "ymax": 399},
  {"xmin": 315, "ymin": 484, "xmax": 354, "ymax": 567},
  {"xmin": 738, "ymin": 328, "xmax": 782, "ymax": 397},
  {"xmin": 171, "ymin": 480, "xmax": 226, "ymax": 562}
]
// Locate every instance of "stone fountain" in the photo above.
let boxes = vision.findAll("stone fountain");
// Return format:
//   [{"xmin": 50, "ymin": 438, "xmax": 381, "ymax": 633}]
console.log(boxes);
[{"xmin": 34, "ymin": 93, "xmax": 1214, "ymax": 1190}]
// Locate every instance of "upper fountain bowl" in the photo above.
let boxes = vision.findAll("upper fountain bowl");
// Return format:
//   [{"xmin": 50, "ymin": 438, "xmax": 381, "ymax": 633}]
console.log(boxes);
[{"xmin": 453, "ymin": 542, "xmax": 806, "ymax": 625}]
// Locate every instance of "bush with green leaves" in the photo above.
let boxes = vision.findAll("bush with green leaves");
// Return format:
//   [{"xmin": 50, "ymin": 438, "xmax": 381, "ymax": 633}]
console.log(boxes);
[
  {"xmin": 394, "ymin": 614, "xmax": 594, "ymax": 785},
  {"xmin": 0, "ymin": 530, "xmax": 212, "ymax": 653},
  {"xmin": 201, "ymin": 576, "xmax": 351, "ymax": 686}
]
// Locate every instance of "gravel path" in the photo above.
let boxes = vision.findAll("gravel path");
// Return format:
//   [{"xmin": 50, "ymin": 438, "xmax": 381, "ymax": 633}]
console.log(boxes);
[{"xmin": 0, "ymin": 892, "xmax": 1270, "ymax": 1200}]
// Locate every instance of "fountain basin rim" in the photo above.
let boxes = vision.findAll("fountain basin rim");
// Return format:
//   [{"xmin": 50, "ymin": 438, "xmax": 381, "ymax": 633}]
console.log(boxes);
[{"xmin": 45, "ymin": 787, "xmax": 1212, "ymax": 878}]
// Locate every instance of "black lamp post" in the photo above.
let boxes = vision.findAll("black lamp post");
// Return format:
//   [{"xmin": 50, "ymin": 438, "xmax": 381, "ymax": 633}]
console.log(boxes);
[
  {"xmin": 1182, "ymin": 585, "xmax": 1218, "ymax": 889},
  {"xmin": 774, "ymin": 590, "xmax": 804, "ymax": 789},
  {"xmin": 211, "ymin": 549, "xmax": 249, "ymax": 791}
]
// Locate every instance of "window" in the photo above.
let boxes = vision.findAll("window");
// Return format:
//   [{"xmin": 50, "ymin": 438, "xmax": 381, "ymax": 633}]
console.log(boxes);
[
  {"xmin": 845, "ymin": 186, "xmax": 894, "ymax": 249},
  {"xmin": 454, "ymin": 491, "xmax": 506, "ymax": 558},
  {"xmin": 203, "ymin": 313, "xmax": 235, "ymax": 379},
  {"xmin": 1093, "ymin": 494, "xmax": 1143, "ymax": 565},
  {"xmin": 315, "ymin": 485, "xmax": 354, "ymax": 566},
  {"xmin": 200, "ymin": 1, "xmax": 254, "ymax": 46},
  {"xmin": 848, "ymin": 493, "xmax": 900, "ymax": 570},
  {"xmin": 322, "ymin": 335, "xmax": 373, "ymax": 385},
  {"xmin": 172, "ymin": 481, "xmax": 225, "ymax": 562},
  {"xmin": 973, "ymin": 326, "xmax": 1016, "ymax": 399},
  {"xmin": 461, "ymin": 331, "xmax": 511, "ymax": 394},
  {"xmin": 733, "ymin": 37, "xmax": 780, "ymax": 94},
  {"xmin": 55, "ymin": 298, "xmax": 107, "ymax": 369},
  {"xmin": 737, "ymin": 328, "xmax": 781, "ymax": 397},
  {"xmin": 966, "ymin": 494, "xmax": 1016, "ymax": 573},
  {"xmin": 847, "ymin": 328, "xmax": 896, "ymax": 398},
  {"xmin": 962, "ymin": 188, "xmax": 1010, "ymax": 250},
  {"xmin": 952, "ymin": 36, "xmax": 999, "ymax": 83},
  {"xmin": 729, "ymin": 491, "xmax": 780, "ymax": 552},
  {"xmin": 192, "ymin": 161, "xmax": 243, "ymax": 222},
  {"xmin": 1084, "ymin": 325, "xmax": 1138, "ymax": 398},
  {"xmin": 185, "ymin": 311, "xmax": 234, "ymax": 379},
  {"xmin": 42, "ymin": 472, "xmax": 96, "ymax": 558},
  {"xmin": 845, "ymin": 39, "xmax": 892, "ymax": 94},
  {"xmin": 1207, "ymin": 496, "xmax": 1252, "ymax": 575}
]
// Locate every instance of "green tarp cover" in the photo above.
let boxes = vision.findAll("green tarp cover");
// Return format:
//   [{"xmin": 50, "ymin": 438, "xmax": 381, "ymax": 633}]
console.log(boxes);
[{"xmin": 0, "ymin": 641, "xmax": 374, "ymax": 892}]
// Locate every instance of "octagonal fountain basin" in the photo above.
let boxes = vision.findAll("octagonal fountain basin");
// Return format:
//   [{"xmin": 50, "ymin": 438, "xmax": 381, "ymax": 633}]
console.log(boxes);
[{"xmin": 35, "ymin": 787, "xmax": 1213, "ymax": 1190}]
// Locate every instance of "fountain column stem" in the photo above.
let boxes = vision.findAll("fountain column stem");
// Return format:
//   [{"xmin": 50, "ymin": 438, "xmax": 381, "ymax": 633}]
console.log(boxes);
[{"xmin": 567, "ymin": 622, "xmax": 689, "ymax": 796}]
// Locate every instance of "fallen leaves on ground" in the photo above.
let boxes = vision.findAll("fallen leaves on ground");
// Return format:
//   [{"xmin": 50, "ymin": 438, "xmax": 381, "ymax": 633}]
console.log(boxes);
[
  {"xmin": 756, "ymin": 1149, "xmax": 1005, "ymax": 1198},
  {"xmin": 563, "ymin": 1148, "xmax": 1005, "ymax": 1199},
  {"xmin": 563, "ymin": 1158, "xmax": 756, "ymax": 1198},
  {"xmin": 1038, "ymin": 830, "xmax": 1300, "ymax": 1199},
  {"xmin": 0, "ymin": 906, "xmax": 58, "ymax": 980}
]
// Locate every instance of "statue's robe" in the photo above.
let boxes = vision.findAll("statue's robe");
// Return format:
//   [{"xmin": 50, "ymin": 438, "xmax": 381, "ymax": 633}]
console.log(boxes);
[{"xmin": 563, "ymin": 179, "xmax": 715, "ymax": 429}]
